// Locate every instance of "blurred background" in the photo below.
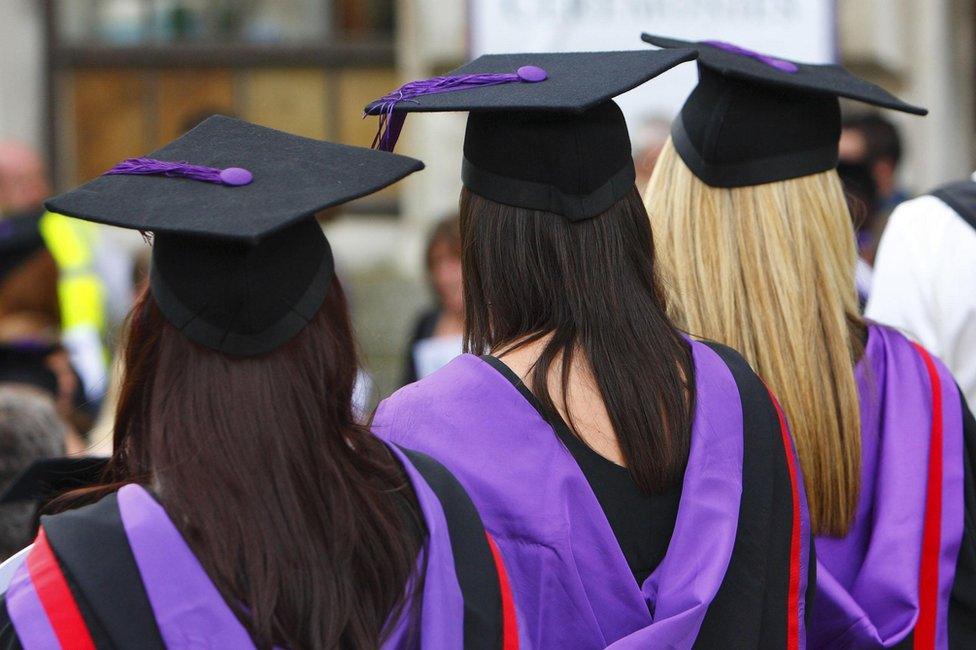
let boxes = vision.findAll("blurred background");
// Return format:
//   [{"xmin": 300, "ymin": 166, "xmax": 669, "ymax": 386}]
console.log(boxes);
[{"xmin": 0, "ymin": 0, "xmax": 973, "ymax": 457}]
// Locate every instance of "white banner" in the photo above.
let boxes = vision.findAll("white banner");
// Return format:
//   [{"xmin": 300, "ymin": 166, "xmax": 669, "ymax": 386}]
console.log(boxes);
[{"xmin": 470, "ymin": 0, "xmax": 836, "ymax": 132}]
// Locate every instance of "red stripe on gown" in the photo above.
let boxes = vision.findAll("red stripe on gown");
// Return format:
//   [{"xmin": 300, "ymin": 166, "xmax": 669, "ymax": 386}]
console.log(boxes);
[
  {"xmin": 26, "ymin": 528, "xmax": 97, "ymax": 650},
  {"xmin": 769, "ymin": 391, "xmax": 801, "ymax": 650},
  {"xmin": 486, "ymin": 532, "xmax": 519, "ymax": 650},
  {"xmin": 912, "ymin": 343, "xmax": 943, "ymax": 650}
]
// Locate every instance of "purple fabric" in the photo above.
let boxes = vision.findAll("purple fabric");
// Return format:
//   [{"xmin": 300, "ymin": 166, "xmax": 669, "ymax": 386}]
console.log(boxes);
[
  {"xmin": 811, "ymin": 324, "xmax": 965, "ymax": 648},
  {"xmin": 118, "ymin": 471, "xmax": 466, "ymax": 650},
  {"xmin": 117, "ymin": 484, "xmax": 258, "ymax": 648},
  {"xmin": 103, "ymin": 158, "xmax": 253, "ymax": 186},
  {"xmin": 6, "ymin": 559, "xmax": 59, "ymax": 649},
  {"xmin": 383, "ymin": 445, "xmax": 466, "ymax": 648},
  {"xmin": 702, "ymin": 40, "xmax": 799, "ymax": 73},
  {"xmin": 368, "ymin": 70, "xmax": 545, "ymax": 152},
  {"xmin": 372, "ymin": 341, "xmax": 749, "ymax": 648}
]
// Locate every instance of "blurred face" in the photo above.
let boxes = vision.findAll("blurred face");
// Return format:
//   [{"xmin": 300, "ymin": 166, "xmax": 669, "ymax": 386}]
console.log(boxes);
[
  {"xmin": 428, "ymin": 241, "xmax": 463, "ymax": 316},
  {"xmin": 838, "ymin": 128, "xmax": 868, "ymax": 165},
  {"xmin": 0, "ymin": 143, "xmax": 50, "ymax": 215}
]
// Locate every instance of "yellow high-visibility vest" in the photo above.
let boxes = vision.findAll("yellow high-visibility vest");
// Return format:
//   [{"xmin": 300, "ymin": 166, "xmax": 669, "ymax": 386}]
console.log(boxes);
[{"xmin": 38, "ymin": 211, "xmax": 106, "ymax": 335}]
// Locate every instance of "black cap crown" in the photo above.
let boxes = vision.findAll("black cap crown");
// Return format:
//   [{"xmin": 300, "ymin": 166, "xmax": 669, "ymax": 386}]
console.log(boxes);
[
  {"xmin": 46, "ymin": 117, "xmax": 424, "ymax": 355},
  {"xmin": 365, "ymin": 50, "xmax": 697, "ymax": 219},
  {"xmin": 642, "ymin": 34, "xmax": 927, "ymax": 187}
]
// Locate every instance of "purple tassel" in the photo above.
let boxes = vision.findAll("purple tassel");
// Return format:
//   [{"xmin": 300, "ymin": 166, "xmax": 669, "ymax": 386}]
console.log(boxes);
[
  {"xmin": 103, "ymin": 158, "xmax": 253, "ymax": 186},
  {"xmin": 703, "ymin": 40, "xmax": 799, "ymax": 74},
  {"xmin": 367, "ymin": 65, "xmax": 548, "ymax": 152}
]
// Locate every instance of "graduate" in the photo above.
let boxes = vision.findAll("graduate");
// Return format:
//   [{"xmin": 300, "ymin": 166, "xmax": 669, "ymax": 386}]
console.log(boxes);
[
  {"xmin": 642, "ymin": 36, "xmax": 976, "ymax": 648},
  {"xmin": 0, "ymin": 117, "xmax": 519, "ymax": 649},
  {"xmin": 366, "ymin": 51, "xmax": 813, "ymax": 648}
]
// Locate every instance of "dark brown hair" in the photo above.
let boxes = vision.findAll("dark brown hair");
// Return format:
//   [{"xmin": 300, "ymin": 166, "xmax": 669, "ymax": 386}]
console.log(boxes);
[
  {"xmin": 459, "ymin": 186, "xmax": 695, "ymax": 493},
  {"xmin": 91, "ymin": 279, "xmax": 424, "ymax": 648}
]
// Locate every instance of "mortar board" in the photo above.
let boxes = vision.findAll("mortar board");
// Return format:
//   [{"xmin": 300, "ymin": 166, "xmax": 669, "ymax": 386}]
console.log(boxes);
[
  {"xmin": 364, "ymin": 50, "xmax": 697, "ymax": 221},
  {"xmin": 45, "ymin": 116, "xmax": 423, "ymax": 356},
  {"xmin": 0, "ymin": 457, "xmax": 109, "ymax": 506},
  {"xmin": 0, "ymin": 342, "xmax": 60, "ymax": 397},
  {"xmin": 641, "ymin": 34, "xmax": 927, "ymax": 187}
]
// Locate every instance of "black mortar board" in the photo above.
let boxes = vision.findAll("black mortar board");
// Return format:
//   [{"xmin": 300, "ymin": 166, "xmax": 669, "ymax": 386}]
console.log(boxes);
[
  {"xmin": 0, "ymin": 342, "xmax": 60, "ymax": 397},
  {"xmin": 641, "ymin": 34, "xmax": 927, "ymax": 188},
  {"xmin": 0, "ymin": 457, "xmax": 109, "ymax": 506},
  {"xmin": 364, "ymin": 50, "xmax": 697, "ymax": 221},
  {"xmin": 0, "ymin": 210, "xmax": 46, "ymax": 284},
  {"xmin": 45, "ymin": 116, "xmax": 424, "ymax": 356}
]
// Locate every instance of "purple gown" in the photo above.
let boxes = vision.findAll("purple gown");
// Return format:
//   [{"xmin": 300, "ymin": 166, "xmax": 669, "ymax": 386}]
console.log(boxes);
[
  {"xmin": 373, "ymin": 338, "xmax": 812, "ymax": 648},
  {"xmin": 810, "ymin": 324, "xmax": 976, "ymax": 648}
]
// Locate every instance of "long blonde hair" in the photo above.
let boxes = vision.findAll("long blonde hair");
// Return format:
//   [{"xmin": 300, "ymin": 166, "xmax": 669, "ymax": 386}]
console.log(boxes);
[{"xmin": 645, "ymin": 138, "xmax": 865, "ymax": 537}]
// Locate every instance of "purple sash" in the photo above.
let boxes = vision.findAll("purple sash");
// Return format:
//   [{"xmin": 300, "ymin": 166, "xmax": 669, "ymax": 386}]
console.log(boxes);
[
  {"xmin": 811, "ymin": 324, "xmax": 965, "ymax": 648},
  {"xmin": 384, "ymin": 445, "xmax": 466, "ymax": 648},
  {"xmin": 7, "ymin": 454, "xmax": 471, "ymax": 648},
  {"xmin": 373, "ymin": 341, "xmax": 808, "ymax": 648},
  {"xmin": 5, "ymin": 554, "xmax": 58, "ymax": 649}
]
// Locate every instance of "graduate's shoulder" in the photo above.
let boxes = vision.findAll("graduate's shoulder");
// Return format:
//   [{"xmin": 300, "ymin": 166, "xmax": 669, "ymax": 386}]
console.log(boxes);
[
  {"xmin": 866, "ymin": 321, "xmax": 957, "ymax": 381},
  {"xmin": 373, "ymin": 354, "xmax": 496, "ymax": 439},
  {"xmin": 689, "ymin": 338, "xmax": 772, "ymax": 408},
  {"xmin": 689, "ymin": 338, "xmax": 787, "ymax": 454}
]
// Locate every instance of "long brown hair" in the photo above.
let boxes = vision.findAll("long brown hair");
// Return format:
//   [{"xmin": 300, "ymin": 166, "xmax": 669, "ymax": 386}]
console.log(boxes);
[
  {"xmin": 646, "ymin": 139, "xmax": 865, "ymax": 536},
  {"xmin": 459, "ymin": 186, "xmax": 695, "ymax": 493},
  {"xmin": 97, "ymin": 279, "xmax": 423, "ymax": 648}
]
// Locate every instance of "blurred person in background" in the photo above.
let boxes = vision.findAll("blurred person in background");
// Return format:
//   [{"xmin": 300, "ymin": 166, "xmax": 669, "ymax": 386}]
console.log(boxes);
[
  {"xmin": 401, "ymin": 215, "xmax": 464, "ymax": 385},
  {"xmin": 0, "ymin": 144, "xmax": 60, "ymax": 344},
  {"xmin": 841, "ymin": 113, "xmax": 909, "ymax": 213},
  {"xmin": 0, "ymin": 387, "xmax": 67, "ymax": 561},
  {"xmin": 0, "ymin": 344, "xmax": 85, "ymax": 454},
  {"xmin": 0, "ymin": 141, "xmax": 109, "ymax": 410},
  {"xmin": 868, "ymin": 173, "xmax": 976, "ymax": 409},
  {"xmin": 644, "ymin": 35, "xmax": 974, "ymax": 647},
  {"xmin": 838, "ymin": 113, "xmax": 907, "ymax": 265},
  {"xmin": 0, "ymin": 154, "xmax": 94, "ymax": 437}
]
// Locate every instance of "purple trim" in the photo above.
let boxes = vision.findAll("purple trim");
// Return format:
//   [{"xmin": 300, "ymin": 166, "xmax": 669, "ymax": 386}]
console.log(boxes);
[
  {"xmin": 703, "ymin": 40, "xmax": 799, "ymax": 73},
  {"xmin": 5, "ymin": 558, "xmax": 60, "ymax": 649},
  {"xmin": 811, "ymin": 324, "xmax": 966, "ymax": 648},
  {"xmin": 372, "ymin": 339, "xmax": 744, "ymax": 647},
  {"xmin": 103, "ymin": 158, "xmax": 253, "ymax": 186},
  {"xmin": 116, "ymin": 485, "xmax": 257, "ymax": 648},
  {"xmin": 368, "ymin": 68, "xmax": 547, "ymax": 152},
  {"xmin": 621, "ymin": 341, "xmax": 744, "ymax": 646},
  {"xmin": 382, "ymin": 446, "xmax": 465, "ymax": 648}
]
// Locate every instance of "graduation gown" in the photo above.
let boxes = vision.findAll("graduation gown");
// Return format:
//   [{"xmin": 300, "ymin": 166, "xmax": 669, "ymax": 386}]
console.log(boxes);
[
  {"xmin": 0, "ymin": 445, "xmax": 520, "ymax": 649},
  {"xmin": 810, "ymin": 324, "xmax": 976, "ymax": 648},
  {"xmin": 372, "ymin": 339, "xmax": 813, "ymax": 649}
]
